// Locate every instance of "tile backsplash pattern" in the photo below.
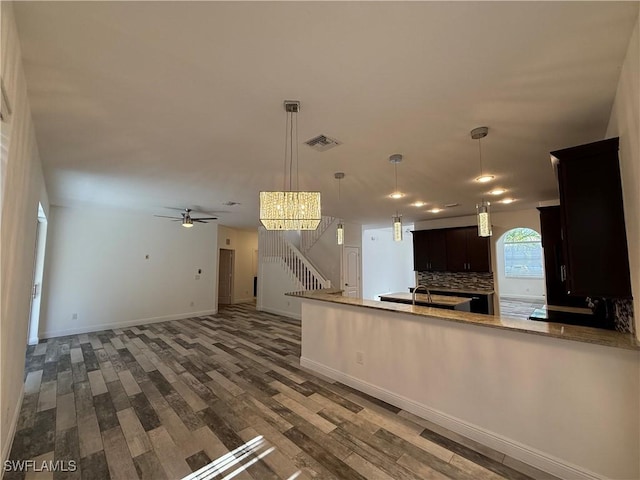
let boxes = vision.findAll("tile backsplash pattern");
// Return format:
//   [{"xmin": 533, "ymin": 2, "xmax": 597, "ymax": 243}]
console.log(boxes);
[
  {"xmin": 613, "ymin": 299, "xmax": 634, "ymax": 333},
  {"xmin": 417, "ymin": 271, "xmax": 495, "ymax": 291}
]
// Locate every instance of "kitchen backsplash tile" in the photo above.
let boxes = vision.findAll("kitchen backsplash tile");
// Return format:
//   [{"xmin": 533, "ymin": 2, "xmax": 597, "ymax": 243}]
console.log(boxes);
[
  {"xmin": 612, "ymin": 299, "xmax": 634, "ymax": 334},
  {"xmin": 417, "ymin": 271, "xmax": 494, "ymax": 291}
]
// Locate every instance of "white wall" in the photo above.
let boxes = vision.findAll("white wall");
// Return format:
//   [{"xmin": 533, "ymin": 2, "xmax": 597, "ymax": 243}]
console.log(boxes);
[
  {"xmin": 217, "ymin": 225, "xmax": 258, "ymax": 305},
  {"xmin": 305, "ymin": 219, "xmax": 342, "ymax": 290},
  {"xmin": 41, "ymin": 206, "xmax": 218, "ymax": 337},
  {"xmin": 257, "ymin": 261, "xmax": 302, "ymax": 319},
  {"xmin": 606, "ymin": 13, "xmax": 640, "ymax": 340},
  {"xmin": 305, "ymin": 219, "xmax": 363, "ymax": 291},
  {"xmin": 362, "ymin": 224, "xmax": 415, "ymax": 300},
  {"xmin": 301, "ymin": 300, "xmax": 640, "ymax": 480},
  {"xmin": 0, "ymin": 1, "xmax": 50, "ymax": 465}
]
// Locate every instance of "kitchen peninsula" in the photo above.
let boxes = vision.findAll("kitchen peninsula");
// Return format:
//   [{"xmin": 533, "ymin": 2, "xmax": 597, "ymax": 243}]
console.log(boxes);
[{"xmin": 291, "ymin": 290, "xmax": 640, "ymax": 480}]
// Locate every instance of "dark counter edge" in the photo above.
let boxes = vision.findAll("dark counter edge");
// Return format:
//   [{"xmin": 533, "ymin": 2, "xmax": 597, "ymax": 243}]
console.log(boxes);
[{"xmin": 286, "ymin": 290, "xmax": 640, "ymax": 351}]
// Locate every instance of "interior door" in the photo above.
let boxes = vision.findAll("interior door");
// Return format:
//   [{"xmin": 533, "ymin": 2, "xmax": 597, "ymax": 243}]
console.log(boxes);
[
  {"xmin": 218, "ymin": 249, "xmax": 234, "ymax": 305},
  {"xmin": 343, "ymin": 246, "xmax": 360, "ymax": 298}
]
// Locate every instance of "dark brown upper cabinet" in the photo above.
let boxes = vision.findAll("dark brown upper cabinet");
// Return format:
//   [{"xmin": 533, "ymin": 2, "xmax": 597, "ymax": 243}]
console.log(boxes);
[
  {"xmin": 412, "ymin": 229, "xmax": 447, "ymax": 272},
  {"xmin": 550, "ymin": 137, "xmax": 632, "ymax": 298},
  {"xmin": 445, "ymin": 226, "xmax": 491, "ymax": 273}
]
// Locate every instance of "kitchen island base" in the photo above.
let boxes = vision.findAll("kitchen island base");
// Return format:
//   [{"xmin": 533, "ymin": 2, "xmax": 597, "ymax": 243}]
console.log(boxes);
[{"xmin": 299, "ymin": 297, "xmax": 639, "ymax": 480}]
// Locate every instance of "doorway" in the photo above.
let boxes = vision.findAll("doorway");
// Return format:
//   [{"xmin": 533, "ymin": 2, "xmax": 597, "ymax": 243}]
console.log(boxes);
[
  {"xmin": 343, "ymin": 246, "xmax": 361, "ymax": 298},
  {"xmin": 218, "ymin": 249, "xmax": 234, "ymax": 305},
  {"xmin": 28, "ymin": 203, "xmax": 47, "ymax": 345}
]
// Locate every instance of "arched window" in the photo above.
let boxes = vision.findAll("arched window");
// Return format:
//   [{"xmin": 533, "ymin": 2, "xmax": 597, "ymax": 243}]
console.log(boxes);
[{"xmin": 503, "ymin": 228, "xmax": 543, "ymax": 278}]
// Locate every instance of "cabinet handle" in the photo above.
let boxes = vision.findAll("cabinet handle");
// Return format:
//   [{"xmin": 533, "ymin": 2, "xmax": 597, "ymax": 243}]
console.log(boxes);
[{"xmin": 560, "ymin": 265, "xmax": 566, "ymax": 282}]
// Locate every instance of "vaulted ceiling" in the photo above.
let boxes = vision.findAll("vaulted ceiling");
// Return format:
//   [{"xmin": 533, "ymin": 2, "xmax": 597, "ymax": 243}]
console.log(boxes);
[{"xmin": 13, "ymin": 1, "xmax": 639, "ymax": 228}]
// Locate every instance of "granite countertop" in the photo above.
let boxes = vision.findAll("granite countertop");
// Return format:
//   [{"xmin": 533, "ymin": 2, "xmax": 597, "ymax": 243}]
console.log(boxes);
[
  {"xmin": 409, "ymin": 286, "xmax": 495, "ymax": 295},
  {"xmin": 288, "ymin": 290, "xmax": 640, "ymax": 351},
  {"xmin": 379, "ymin": 292, "xmax": 471, "ymax": 306}
]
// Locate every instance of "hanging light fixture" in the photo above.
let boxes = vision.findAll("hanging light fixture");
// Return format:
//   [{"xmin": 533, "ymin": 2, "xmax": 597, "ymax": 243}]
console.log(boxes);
[
  {"xmin": 389, "ymin": 154, "xmax": 404, "ymax": 242},
  {"xmin": 334, "ymin": 172, "xmax": 345, "ymax": 245},
  {"xmin": 259, "ymin": 101, "xmax": 321, "ymax": 230},
  {"xmin": 471, "ymin": 127, "xmax": 492, "ymax": 237},
  {"xmin": 182, "ymin": 215, "xmax": 194, "ymax": 228}
]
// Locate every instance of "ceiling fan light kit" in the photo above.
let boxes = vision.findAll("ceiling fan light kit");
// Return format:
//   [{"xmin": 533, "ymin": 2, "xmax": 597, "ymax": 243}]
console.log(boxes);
[
  {"xmin": 154, "ymin": 208, "xmax": 217, "ymax": 228},
  {"xmin": 260, "ymin": 100, "xmax": 321, "ymax": 231}
]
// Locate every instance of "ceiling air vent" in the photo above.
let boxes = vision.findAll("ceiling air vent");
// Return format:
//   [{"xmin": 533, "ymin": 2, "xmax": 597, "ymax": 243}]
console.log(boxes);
[{"xmin": 305, "ymin": 134, "xmax": 341, "ymax": 152}]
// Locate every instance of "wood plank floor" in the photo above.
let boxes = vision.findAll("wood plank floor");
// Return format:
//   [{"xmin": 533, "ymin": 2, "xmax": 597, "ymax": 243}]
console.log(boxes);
[{"xmin": 5, "ymin": 303, "xmax": 556, "ymax": 480}]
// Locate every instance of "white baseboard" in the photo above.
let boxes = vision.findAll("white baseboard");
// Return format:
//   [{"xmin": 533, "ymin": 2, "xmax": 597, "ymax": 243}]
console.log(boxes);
[
  {"xmin": 258, "ymin": 306, "xmax": 301, "ymax": 320},
  {"xmin": 2, "ymin": 384, "xmax": 24, "ymax": 468},
  {"xmin": 40, "ymin": 309, "xmax": 217, "ymax": 339},
  {"xmin": 300, "ymin": 357, "xmax": 604, "ymax": 480}
]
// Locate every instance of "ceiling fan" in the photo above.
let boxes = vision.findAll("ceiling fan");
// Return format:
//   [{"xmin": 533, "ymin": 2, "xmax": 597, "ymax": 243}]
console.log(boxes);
[{"xmin": 154, "ymin": 208, "xmax": 217, "ymax": 228}]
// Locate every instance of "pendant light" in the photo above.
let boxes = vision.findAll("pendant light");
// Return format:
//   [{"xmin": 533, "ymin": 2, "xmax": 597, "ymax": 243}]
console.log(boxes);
[
  {"xmin": 259, "ymin": 101, "xmax": 321, "ymax": 230},
  {"xmin": 389, "ymin": 154, "xmax": 404, "ymax": 242},
  {"xmin": 334, "ymin": 172, "xmax": 345, "ymax": 245},
  {"xmin": 471, "ymin": 127, "xmax": 492, "ymax": 237}
]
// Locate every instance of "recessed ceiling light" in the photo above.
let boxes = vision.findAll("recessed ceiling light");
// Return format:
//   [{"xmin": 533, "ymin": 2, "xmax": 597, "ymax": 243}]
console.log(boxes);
[
  {"xmin": 429, "ymin": 208, "xmax": 442, "ymax": 213},
  {"xmin": 501, "ymin": 198, "xmax": 515, "ymax": 204},
  {"xmin": 389, "ymin": 192, "xmax": 405, "ymax": 199},
  {"xmin": 412, "ymin": 201, "xmax": 427, "ymax": 207},
  {"xmin": 489, "ymin": 188, "xmax": 506, "ymax": 195},
  {"xmin": 475, "ymin": 174, "xmax": 495, "ymax": 183}
]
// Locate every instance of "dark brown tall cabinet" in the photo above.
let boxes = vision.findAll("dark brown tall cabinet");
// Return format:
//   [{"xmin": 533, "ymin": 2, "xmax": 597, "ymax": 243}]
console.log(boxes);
[{"xmin": 550, "ymin": 137, "xmax": 632, "ymax": 299}]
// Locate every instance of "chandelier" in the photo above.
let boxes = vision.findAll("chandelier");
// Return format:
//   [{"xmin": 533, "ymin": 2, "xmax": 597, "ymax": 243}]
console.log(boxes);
[{"xmin": 259, "ymin": 101, "xmax": 321, "ymax": 230}]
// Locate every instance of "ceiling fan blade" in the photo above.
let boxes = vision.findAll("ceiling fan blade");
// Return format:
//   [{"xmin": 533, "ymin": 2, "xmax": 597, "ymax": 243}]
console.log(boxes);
[
  {"xmin": 192, "ymin": 217, "xmax": 217, "ymax": 221},
  {"xmin": 154, "ymin": 215, "xmax": 182, "ymax": 219}
]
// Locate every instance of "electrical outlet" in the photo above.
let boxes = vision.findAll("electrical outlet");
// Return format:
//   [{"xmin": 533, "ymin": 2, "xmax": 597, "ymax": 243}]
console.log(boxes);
[
  {"xmin": 195, "ymin": 274, "xmax": 200, "ymax": 280},
  {"xmin": 190, "ymin": 301, "xmax": 195, "ymax": 307},
  {"xmin": 72, "ymin": 313, "xmax": 78, "ymax": 320},
  {"xmin": 356, "ymin": 351, "xmax": 364, "ymax": 365}
]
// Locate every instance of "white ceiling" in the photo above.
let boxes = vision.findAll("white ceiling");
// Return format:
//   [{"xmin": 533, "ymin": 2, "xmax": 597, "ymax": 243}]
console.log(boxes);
[{"xmin": 13, "ymin": 1, "xmax": 639, "ymax": 228}]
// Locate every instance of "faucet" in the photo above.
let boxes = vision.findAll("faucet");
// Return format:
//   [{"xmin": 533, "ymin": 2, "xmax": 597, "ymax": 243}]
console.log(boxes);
[{"xmin": 412, "ymin": 284, "xmax": 432, "ymax": 305}]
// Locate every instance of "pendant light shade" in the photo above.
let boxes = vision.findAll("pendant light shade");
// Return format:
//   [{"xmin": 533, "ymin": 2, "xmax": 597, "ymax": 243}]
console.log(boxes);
[
  {"xmin": 393, "ymin": 215, "xmax": 403, "ymax": 242},
  {"xmin": 476, "ymin": 200, "xmax": 492, "ymax": 237},
  {"xmin": 336, "ymin": 222, "xmax": 344, "ymax": 245},
  {"xmin": 389, "ymin": 154, "xmax": 404, "ymax": 242},
  {"xmin": 471, "ymin": 127, "xmax": 493, "ymax": 237},
  {"xmin": 260, "ymin": 101, "xmax": 321, "ymax": 230},
  {"xmin": 334, "ymin": 172, "xmax": 345, "ymax": 245}
]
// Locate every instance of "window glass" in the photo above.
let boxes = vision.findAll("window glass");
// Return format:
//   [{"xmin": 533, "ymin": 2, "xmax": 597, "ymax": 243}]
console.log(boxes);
[{"xmin": 504, "ymin": 228, "xmax": 543, "ymax": 278}]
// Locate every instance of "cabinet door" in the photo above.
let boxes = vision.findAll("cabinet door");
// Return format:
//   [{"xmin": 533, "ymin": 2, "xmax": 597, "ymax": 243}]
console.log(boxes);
[
  {"xmin": 445, "ymin": 228, "xmax": 467, "ymax": 272},
  {"xmin": 553, "ymin": 138, "xmax": 631, "ymax": 297},
  {"xmin": 465, "ymin": 228, "xmax": 491, "ymax": 272},
  {"xmin": 538, "ymin": 206, "xmax": 587, "ymax": 307},
  {"xmin": 412, "ymin": 231, "xmax": 429, "ymax": 271},
  {"xmin": 427, "ymin": 229, "xmax": 447, "ymax": 271}
]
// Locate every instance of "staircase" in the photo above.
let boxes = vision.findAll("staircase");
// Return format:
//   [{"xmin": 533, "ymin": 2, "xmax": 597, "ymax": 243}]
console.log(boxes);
[
  {"xmin": 300, "ymin": 216, "xmax": 335, "ymax": 253},
  {"xmin": 259, "ymin": 228, "xmax": 331, "ymax": 291}
]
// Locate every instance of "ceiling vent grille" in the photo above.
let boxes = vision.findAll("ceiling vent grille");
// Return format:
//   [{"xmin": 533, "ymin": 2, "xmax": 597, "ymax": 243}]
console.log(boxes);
[{"xmin": 305, "ymin": 134, "xmax": 341, "ymax": 152}]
